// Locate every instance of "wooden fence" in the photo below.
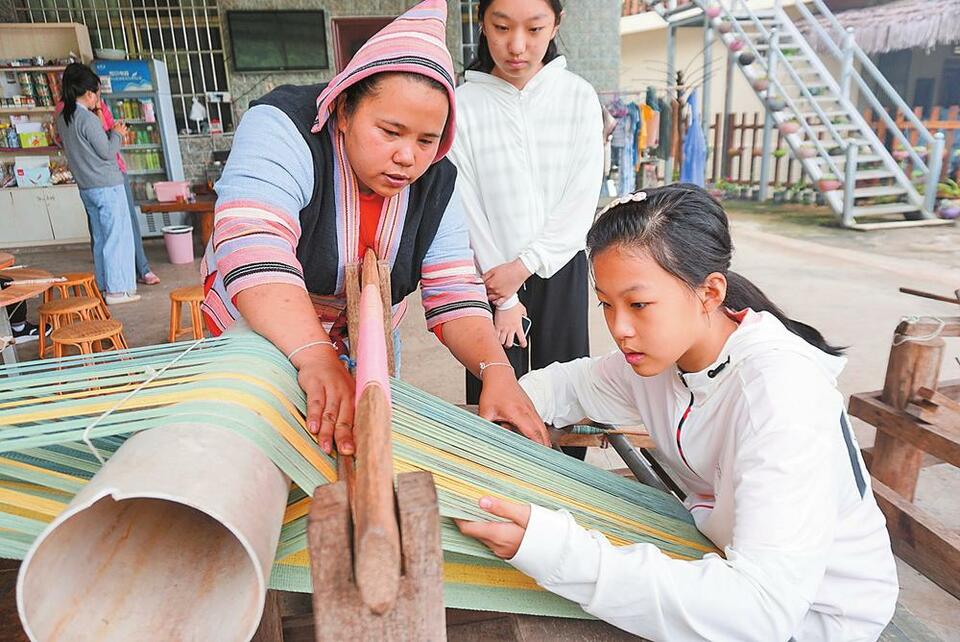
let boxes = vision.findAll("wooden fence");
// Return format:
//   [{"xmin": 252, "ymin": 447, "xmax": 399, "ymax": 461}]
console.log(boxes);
[
  {"xmin": 862, "ymin": 105, "xmax": 960, "ymax": 181},
  {"xmin": 701, "ymin": 105, "xmax": 960, "ymax": 188}
]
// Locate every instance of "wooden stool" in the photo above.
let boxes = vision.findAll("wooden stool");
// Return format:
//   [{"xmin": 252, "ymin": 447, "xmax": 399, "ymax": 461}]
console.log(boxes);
[
  {"xmin": 50, "ymin": 319, "xmax": 127, "ymax": 358},
  {"xmin": 168, "ymin": 286, "xmax": 205, "ymax": 342},
  {"xmin": 42, "ymin": 272, "xmax": 110, "ymax": 319},
  {"xmin": 37, "ymin": 296, "xmax": 106, "ymax": 359}
]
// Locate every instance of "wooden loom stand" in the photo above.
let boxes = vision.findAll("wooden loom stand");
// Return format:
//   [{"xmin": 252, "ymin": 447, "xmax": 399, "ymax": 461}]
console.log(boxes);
[
  {"xmin": 847, "ymin": 316, "xmax": 960, "ymax": 600},
  {"xmin": 306, "ymin": 249, "xmax": 445, "ymax": 641}
]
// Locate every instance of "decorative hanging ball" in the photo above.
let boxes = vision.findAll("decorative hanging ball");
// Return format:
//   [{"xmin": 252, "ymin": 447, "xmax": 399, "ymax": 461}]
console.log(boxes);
[
  {"xmin": 728, "ymin": 39, "xmax": 744, "ymax": 52},
  {"xmin": 738, "ymin": 52, "xmax": 756, "ymax": 66},
  {"xmin": 717, "ymin": 21, "xmax": 733, "ymax": 34},
  {"xmin": 751, "ymin": 77, "xmax": 770, "ymax": 91},
  {"xmin": 705, "ymin": 5, "xmax": 722, "ymax": 18},
  {"xmin": 778, "ymin": 120, "xmax": 801, "ymax": 135},
  {"xmin": 766, "ymin": 97, "xmax": 787, "ymax": 111}
]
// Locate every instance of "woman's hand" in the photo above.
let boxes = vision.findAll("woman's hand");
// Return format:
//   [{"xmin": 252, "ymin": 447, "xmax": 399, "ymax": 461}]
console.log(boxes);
[
  {"xmin": 479, "ymin": 368, "xmax": 551, "ymax": 446},
  {"xmin": 455, "ymin": 496, "xmax": 531, "ymax": 559},
  {"xmin": 494, "ymin": 303, "xmax": 528, "ymax": 349},
  {"xmin": 112, "ymin": 121, "xmax": 129, "ymax": 139},
  {"xmin": 293, "ymin": 347, "xmax": 355, "ymax": 456},
  {"xmin": 483, "ymin": 259, "xmax": 531, "ymax": 306}
]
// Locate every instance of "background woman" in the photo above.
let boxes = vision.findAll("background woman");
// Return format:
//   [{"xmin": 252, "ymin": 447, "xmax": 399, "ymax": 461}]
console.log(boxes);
[{"xmin": 57, "ymin": 63, "xmax": 139, "ymax": 305}]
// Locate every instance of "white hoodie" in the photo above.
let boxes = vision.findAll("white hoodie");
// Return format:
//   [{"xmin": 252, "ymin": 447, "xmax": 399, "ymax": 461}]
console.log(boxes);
[
  {"xmin": 515, "ymin": 310, "xmax": 898, "ymax": 642},
  {"xmin": 449, "ymin": 56, "xmax": 604, "ymax": 309}
]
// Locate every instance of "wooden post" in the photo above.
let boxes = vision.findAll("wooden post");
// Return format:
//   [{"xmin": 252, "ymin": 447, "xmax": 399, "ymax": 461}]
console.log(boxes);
[
  {"xmin": 251, "ymin": 590, "xmax": 284, "ymax": 642},
  {"xmin": 871, "ymin": 336, "xmax": 945, "ymax": 500},
  {"xmin": 309, "ymin": 473, "xmax": 445, "ymax": 641},
  {"xmin": 378, "ymin": 259, "xmax": 396, "ymax": 377},
  {"xmin": 345, "ymin": 263, "xmax": 361, "ymax": 366}
]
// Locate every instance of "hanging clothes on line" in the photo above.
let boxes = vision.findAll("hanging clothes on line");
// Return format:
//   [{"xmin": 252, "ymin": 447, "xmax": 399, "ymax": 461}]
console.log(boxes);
[
  {"xmin": 657, "ymin": 95, "xmax": 674, "ymax": 161},
  {"xmin": 680, "ymin": 88, "xmax": 706, "ymax": 187}
]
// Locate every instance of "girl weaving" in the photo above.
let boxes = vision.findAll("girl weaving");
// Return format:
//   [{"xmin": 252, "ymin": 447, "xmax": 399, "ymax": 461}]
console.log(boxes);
[
  {"xmin": 458, "ymin": 184, "xmax": 898, "ymax": 641},
  {"xmin": 201, "ymin": 0, "xmax": 549, "ymax": 455}
]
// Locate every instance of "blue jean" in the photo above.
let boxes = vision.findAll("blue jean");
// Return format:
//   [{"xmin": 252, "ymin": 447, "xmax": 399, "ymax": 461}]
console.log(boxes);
[
  {"xmin": 122, "ymin": 175, "xmax": 151, "ymax": 278},
  {"xmin": 79, "ymin": 184, "xmax": 136, "ymax": 294}
]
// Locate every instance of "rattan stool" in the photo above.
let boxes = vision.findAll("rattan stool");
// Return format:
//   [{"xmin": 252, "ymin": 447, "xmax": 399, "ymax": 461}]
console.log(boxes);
[
  {"xmin": 50, "ymin": 319, "xmax": 127, "ymax": 358},
  {"xmin": 168, "ymin": 285, "xmax": 205, "ymax": 342},
  {"xmin": 42, "ymin": 272, "xmax": 110, "ymax": 319},
  {"xmin": 38, "ymin": 296, "xmax": 107, "ymax": 359}
]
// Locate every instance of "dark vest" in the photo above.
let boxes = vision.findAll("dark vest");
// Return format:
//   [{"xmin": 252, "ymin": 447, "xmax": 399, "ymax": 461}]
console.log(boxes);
[{"xmin": 251, "ymin": 84, "xmax": 456, "ymax": 305}]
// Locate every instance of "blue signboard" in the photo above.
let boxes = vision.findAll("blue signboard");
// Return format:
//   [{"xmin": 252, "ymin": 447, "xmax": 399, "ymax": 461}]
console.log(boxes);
[{"xmin": 93, "ymin": 60, "xmax": 153, "ymax": 93}]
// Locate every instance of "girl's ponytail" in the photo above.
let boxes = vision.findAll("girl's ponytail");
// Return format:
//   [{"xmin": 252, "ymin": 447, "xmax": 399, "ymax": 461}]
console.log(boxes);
[
  {"xmin": 586, "ymin": 184, "xmax": 844, "ymax": 356},
  {"xmin": 725, "ymin": 271, "xmax": 844, "ymax": 356}
]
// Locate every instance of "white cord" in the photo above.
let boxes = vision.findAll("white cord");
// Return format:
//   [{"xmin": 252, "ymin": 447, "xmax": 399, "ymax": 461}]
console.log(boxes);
[
  {"xmin": 892, "ymin": 316, "xmax": 946, "ymax": 345},
  {"xmin": 81, "ymin": 338, "xmax": 205, "ymax": 464}
]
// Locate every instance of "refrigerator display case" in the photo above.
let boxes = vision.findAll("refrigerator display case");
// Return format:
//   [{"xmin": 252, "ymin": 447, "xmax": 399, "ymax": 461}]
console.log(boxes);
[{"xmin": 94, "ymin": 59, "xmax": 186, "ymax": 237}]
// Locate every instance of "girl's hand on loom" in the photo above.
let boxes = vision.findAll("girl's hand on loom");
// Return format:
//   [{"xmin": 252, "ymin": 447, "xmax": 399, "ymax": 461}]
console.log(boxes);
[
  {"xmin": 483, "ymin": 259, "xmax": 531, "ymax": 305},
  {"xmin": 455, "ymin": 496, "xmax": 531, "ymax": 559},
  {"xmin": 478, "ymin": 370, "xmax": 551, "ymax": 447},
  {"xmin": 295, "ymin": 350, "xmax": 355, "ymax": 456}
]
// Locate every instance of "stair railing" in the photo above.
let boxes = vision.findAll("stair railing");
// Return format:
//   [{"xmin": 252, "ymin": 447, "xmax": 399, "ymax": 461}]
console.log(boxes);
[{"xmin": 793, "ymin": 0, "xmax": 944, "ymax": 212}]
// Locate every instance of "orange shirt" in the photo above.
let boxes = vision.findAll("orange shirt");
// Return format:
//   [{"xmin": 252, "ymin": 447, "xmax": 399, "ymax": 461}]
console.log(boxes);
[{"xmin": 358, "ymin": 191, "xmax": 384, "ymax": 257}]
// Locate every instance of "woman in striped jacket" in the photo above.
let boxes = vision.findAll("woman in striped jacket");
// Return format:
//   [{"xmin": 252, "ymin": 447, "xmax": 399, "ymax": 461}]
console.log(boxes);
[{"xmin": 201, "ymin": 0, "xmax": 549, "ymax": 454}]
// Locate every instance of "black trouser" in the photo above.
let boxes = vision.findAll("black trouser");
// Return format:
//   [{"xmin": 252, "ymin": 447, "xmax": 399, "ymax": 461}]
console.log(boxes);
[
  {"xmin": 6, "ymin": 303, "xmax": 26, "ymax": 325},
  {"xmin": 467, "ymin": 251, "xmax": 590, "ymax": 460}
]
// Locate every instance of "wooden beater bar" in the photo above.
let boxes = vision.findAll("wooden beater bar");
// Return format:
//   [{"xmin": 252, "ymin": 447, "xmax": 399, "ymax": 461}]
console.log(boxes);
[{"xmin": 307, "ymin": 248, "xmax": 445, "ymax": 640}]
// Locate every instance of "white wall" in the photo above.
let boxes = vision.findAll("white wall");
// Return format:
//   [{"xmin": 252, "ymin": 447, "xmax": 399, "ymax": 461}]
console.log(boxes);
[{"xmin": 620, "ymin": 27, "xmax": 763, "ymax": 120}]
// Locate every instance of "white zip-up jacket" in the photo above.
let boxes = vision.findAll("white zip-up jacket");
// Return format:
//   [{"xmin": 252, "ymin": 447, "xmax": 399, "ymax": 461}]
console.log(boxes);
[
  {"xmin": 449, "ymin": 57, "xmax": 604, "ymax": 309},
  {"xmin": 515, "ymin": 310, "xmax": 898, "ymax": 641}
]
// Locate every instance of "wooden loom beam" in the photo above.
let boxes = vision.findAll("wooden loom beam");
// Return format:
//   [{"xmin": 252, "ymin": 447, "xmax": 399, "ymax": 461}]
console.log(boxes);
[
  {"xmin": 848, "ymin": 320, "xmax": 960, "ymax": 600},
  {"xmin": 307, "ymin": 248, "xmax": 445, "ymax": 639}
]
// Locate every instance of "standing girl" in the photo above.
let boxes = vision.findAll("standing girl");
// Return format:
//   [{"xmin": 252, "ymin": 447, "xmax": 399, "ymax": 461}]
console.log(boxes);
[
  {"xmin": 458, "ymin": 185, "xmax": 898, "ymax": 641},
  {"xmin": 57, "ymin": 63, "xmax": 139, "ymax": 305},
  {"xmin": 449, "ymin": 0, "xmax": 604, "ymax": 456}
]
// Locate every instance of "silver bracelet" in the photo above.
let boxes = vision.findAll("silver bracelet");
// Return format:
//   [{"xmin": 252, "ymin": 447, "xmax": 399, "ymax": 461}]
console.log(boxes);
[
  {"xmin": 286, "ymin": 340, "xmax": 337, "ymax": 361},
  {"xmin": 478, "ymin": 361, "xmax": 513, "ymax": 378}
]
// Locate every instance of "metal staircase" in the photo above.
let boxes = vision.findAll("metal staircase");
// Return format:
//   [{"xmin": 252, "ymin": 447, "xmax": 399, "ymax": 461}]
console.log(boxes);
[{"xmin": 688, "ymin": 0, "xmax": 949, "ymax": 230}]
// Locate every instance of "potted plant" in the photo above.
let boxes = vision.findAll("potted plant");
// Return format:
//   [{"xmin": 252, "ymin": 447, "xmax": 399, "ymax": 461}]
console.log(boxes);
[
  {"xmin": 801, "ymin": 184, "xmax": 816, "ymax": 204},
  {"xmin": 937, "ymin": 180, "xmax": 960, "ymax": 219},
  {"xmin": 778, "ymin": 119, "xmax": 800, "ymax": 135},
  {"xmin": 892, "ymin": 148, "xmax": 909, "ymax": 162},
  {"xmin": 818, "ymin": 174, "xmax": 842, "ymax": 191},
  {"xmin": 773, "ymin": 183, "xmax": 787, "ymax": 203},
  {"xmin": 781, "ymin": 47, "xmax": 800, "ymax": 57},
  {"xmin": 797, "ymin": 142, "xmax": 817, "ymax": 159},
  {"xmin": 939, "ymin": 200, "xmax": 960, "ymax": 219},
  {"xmin": 709, "ymin": 179, "xmax": 728, "ymax": 200},
  {"xmin": 751, "ymin": 75, "xmax": 770, "ymax": 92}
]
